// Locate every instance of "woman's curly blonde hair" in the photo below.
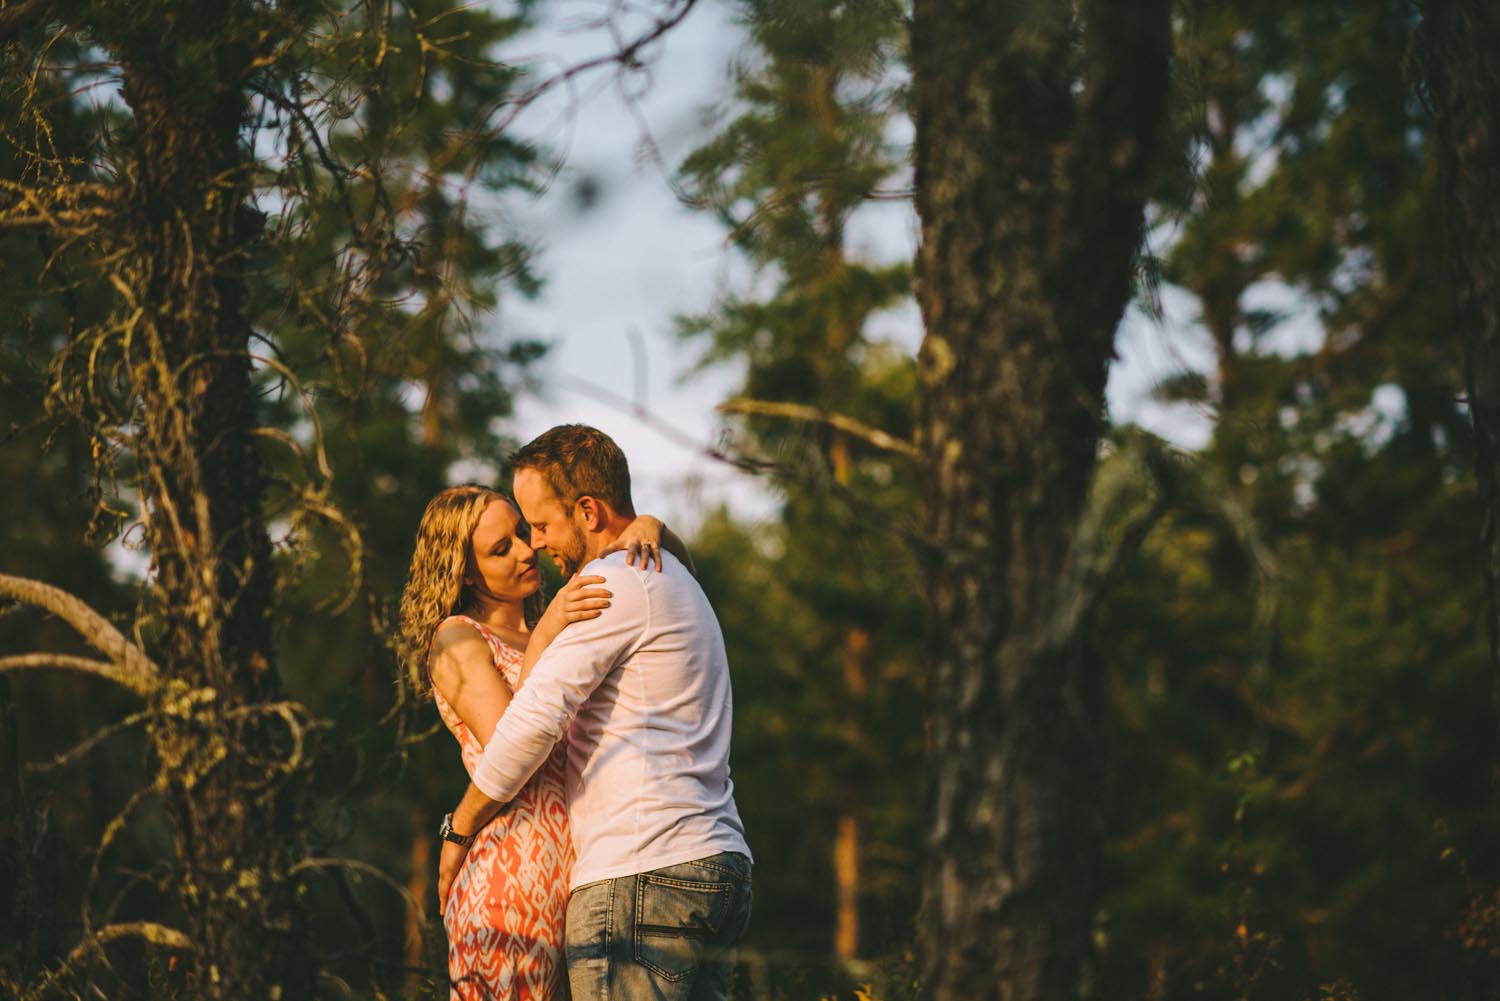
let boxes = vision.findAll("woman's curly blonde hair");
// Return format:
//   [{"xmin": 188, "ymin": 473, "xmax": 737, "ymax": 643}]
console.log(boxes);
[{"xmin": 397, "ymin": 484, "xmax": 543, "ymax": 692}]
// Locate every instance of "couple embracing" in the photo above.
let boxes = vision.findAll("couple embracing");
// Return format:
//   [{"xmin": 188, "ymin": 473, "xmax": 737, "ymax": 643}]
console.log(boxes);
[{"xmin": 398, "ymin": 424, "xmax": 753, "ymax": 1000}]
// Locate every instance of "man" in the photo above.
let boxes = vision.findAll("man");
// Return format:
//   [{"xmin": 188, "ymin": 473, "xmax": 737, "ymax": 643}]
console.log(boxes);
[{"xmin": 437, "ymin": 424, "xmax": 753, "ymax": 1000}]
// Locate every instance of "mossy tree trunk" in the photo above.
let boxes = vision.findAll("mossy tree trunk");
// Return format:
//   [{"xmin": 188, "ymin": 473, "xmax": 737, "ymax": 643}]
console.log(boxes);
[
  {"xmin": 108, "ymin": 6, "xmax": 308, "ymax": 996},
  {"xmin": 909, "ymin": 2, "xmax": 1171, "ymax": 998}
]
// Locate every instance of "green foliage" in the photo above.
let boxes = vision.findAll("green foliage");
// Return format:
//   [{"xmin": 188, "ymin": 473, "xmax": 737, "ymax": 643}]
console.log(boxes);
[
  {"xmin": 248, "ymin": 0, "xmax": 548, "ymax": 714},
  {"xmin": 1091, "ymin": 3, "xmax": 1498, "ymax": 999},
  {"xmin": 691, "ymin": 508, "xmax": 925, "ymax": 997}
]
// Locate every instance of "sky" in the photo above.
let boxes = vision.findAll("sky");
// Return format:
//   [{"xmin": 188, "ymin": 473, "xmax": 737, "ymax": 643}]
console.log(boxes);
[
  {"xmin": 483, "ymin": 0, "xmax": 1247, "ymax": 529},
  {"xmin": 489, "ymin": 0, "xmax": 776, "ymax": 529}
]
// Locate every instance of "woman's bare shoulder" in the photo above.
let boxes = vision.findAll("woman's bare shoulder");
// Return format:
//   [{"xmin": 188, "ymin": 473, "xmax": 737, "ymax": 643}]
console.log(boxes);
[{"xmin": 430, "ymin": 617, "xmax": 493, "ymax": 659}]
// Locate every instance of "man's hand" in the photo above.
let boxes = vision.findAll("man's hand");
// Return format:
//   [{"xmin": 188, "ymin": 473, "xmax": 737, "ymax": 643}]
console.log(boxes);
[{"xmin": 438, "ymin": 838, "xmax": 469, "ymax": 913}]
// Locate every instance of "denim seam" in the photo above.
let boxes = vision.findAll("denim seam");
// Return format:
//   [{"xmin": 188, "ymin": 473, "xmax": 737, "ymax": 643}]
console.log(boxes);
[
  {"xmin": 641, "ymin": 873, "xmax": 737, "ymax": 894},
  {"xmin": 672, "ymin": 855, "xmax": 746, "ymax": 878},
  {"xmin": 606, "ymin": 876, "xmax": 617, "ymax": 1001}
]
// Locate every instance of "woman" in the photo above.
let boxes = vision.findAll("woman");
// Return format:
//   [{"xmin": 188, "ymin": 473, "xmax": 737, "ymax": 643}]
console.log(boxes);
[{"xmin": 399, "ymin": 484, "xmax": 685, "ymax": 1000}]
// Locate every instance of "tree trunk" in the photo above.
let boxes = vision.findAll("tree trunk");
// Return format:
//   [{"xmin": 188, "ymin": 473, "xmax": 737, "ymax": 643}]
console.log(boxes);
[
  {"xmin": 830, "ymin": 427, "xmax": 865, "ymax": 962},
  {"xmin": 114, "ymin": 8, "xmax": 309, "ymax": 997},
  {"xmin": 909, "ymin": 3, "xmax": 1171, "ymax": 998},
  {"xmin": 834, "ymin": 622, "xmax": 869, "ymax": 961},
  {"xmin": 1424, "ymin": 0, "xmax": 1500, "ymax": 757},
  {"xmin": 833, "ymin": 812, "xmax": 861, "ymax": 961}
]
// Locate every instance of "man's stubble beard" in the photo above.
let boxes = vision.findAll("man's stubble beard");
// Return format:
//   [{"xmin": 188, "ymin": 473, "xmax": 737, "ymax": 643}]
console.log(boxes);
[{"xmin": 553, "ymin": 526, "xmax": 587, "ymax": 578}]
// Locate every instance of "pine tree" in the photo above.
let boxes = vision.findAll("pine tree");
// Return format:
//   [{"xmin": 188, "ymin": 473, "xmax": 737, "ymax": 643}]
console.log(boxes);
[
  {"xmin": 1093, "ymin": 2, "xmax": 1494, "ymax": 996},
  {"xmin": 677, "ymin": 0, "xmax": 919, "ymax": 968}
]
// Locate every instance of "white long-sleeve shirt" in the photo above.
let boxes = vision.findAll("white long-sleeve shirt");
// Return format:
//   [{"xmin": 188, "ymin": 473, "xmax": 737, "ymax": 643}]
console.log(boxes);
[{"xmin": 472, "ymin": 549, "xmax": 751, "ymax": 889}]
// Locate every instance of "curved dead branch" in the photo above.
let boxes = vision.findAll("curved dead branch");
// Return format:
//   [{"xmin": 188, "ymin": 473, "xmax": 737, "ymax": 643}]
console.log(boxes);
[
  {"xmin": 0, "ymin": 653, "xmax": 157, "ymax": 697},
  {"xmin": 0, "ymin": 573, "xmax": 159, "ymax": 688},
  {"xmin": 21, "ymin": 921, "xmax": 192, "ymax": 1001},
  {"xmin": 717, "ymin": 398, "xmax": 920, "ymax": 460}
]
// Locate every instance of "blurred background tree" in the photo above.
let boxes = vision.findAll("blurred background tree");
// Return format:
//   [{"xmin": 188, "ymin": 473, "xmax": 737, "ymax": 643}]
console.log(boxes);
[
  {"xmin": 675, "ymin": 0, "xmax": 921, "ymax": 977},
  {"xmin": 1089, "ymin": 3, "xmax": 1499, "ymax": 999}
]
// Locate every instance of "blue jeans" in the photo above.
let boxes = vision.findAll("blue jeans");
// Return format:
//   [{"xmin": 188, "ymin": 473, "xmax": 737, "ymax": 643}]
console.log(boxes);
[{"xmin": 565, "ymin": 852, "xmax": 753, "ymax": 1001}]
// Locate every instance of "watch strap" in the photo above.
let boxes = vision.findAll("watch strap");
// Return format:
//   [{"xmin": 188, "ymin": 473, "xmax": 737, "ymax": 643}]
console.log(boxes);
[{"xmin": 439, "ymin": 812, "xmax": 475, "ymax": 848}]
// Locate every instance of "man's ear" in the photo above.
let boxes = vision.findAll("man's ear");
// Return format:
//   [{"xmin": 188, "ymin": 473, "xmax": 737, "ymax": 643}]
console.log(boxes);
[{"xmin": 575, "ymin": 495, "xmax": 606, "ymax": 531}]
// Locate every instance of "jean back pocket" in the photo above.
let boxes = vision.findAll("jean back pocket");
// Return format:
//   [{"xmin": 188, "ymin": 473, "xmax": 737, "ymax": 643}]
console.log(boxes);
[{"xmin": 633, "ymin": 871, "xmax": 736, "ymax": 982}]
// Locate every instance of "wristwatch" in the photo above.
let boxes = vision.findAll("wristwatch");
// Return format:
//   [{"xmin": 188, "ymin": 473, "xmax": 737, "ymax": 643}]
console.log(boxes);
[{"xmin": 438, "ymin": 812, "xmax": 475, "ymax": 848}]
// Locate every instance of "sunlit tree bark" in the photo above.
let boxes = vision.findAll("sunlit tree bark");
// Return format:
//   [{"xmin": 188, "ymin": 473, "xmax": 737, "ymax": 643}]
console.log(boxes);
[
  {"xmin": 122, "ymin": 23, "xmax": 308, "ymax": 999},
  {"xmin": 1, "ymin": 3, "xmax": 310, "ymax": 995}
]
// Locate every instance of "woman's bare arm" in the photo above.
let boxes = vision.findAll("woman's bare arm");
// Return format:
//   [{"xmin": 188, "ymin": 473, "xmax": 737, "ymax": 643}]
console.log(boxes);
[
  {"xmin": 605, "ymin": 514, "xmax": 697, "ymax": 575},
  {"xmin": 428, "ymin": 622, "xmax": 513, "ymax": 751}
]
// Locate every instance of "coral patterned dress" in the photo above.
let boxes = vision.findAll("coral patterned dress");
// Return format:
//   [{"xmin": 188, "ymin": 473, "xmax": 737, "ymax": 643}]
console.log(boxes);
[{"xmin": 432, "ymin": 615, "xmax": 573, "ymax": 1000}]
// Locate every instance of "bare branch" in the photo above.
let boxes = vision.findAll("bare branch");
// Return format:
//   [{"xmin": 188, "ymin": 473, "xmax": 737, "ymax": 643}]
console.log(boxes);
[
  {"xmin": 474, "ymin": 0, "xmax": 701, "ymax": 148},
  {"xmin": 88, "ymin": 921, "xmax": 194, "ymax": 951},
  {"xmin": 555, "ymin": 373, "xmax": 928, "ymax": 553},
  {"xmin": 0, "ymin": 653, "xmax": 157, "ymax": 697},
  {"xmin": 553, "ymin": 373, "xmax": 771, "ymax": 475},
  {"xmin": 250, "ymin": 352, "xmax": 334, "ymax": 479},
  {"xmin": 25, "ymin": 708, "xmax": 150, "ymax": 773},
  {"xmin": 0, "ymin": 180, "xmax": 118, "ymax": 234},
  {"xmin": 0, "ymin": 211, "xmax": 97, "ymax": 230},
  {"xmin": 228, "ymin": 699, "xmax": 321, "ymax": 776},
  {"xmin": 22, "ymin": 922, "xmax": 192, "ymax": 1001},
  {"xmin": 0, "ymin": 574, "xmax": 159, "ymax": 682},
  {"xmin": 296, "ymin": 495, "xmax": 366, "ymax": 614},
  {"xmin": 1048, "ymin": 435, "xmax": 1176, "ymax": 650},
  {"xmin": 717, "ymin": 398, "xmax": 920, "ymax": 460}
]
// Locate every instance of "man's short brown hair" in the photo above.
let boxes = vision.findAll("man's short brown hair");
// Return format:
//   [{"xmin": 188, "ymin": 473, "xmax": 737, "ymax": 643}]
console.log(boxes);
[{"xmin": 509, "ymin": 424, "xmax": 635, "ymax": 517}]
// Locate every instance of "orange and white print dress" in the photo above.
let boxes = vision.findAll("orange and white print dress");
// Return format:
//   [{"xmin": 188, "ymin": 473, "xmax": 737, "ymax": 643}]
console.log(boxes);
[{"xmin": 432, "ymin": 615, "xmax": 573, "ymax": 1000}]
